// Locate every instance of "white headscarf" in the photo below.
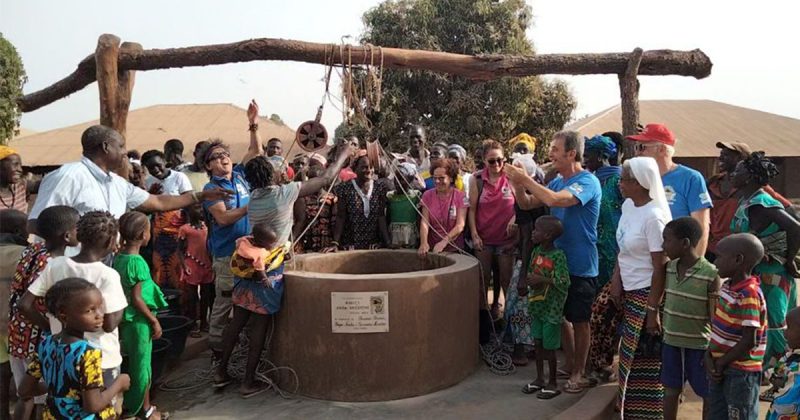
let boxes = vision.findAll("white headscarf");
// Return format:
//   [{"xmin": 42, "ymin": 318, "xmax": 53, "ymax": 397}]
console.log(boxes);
[{"xmin": 625, "ymin": 157, "xmax": 671, "ymax": 219}]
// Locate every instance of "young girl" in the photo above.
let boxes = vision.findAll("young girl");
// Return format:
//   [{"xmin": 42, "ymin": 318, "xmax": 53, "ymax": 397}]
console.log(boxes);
[
  {"xmin": 214, "ymin": 222, "xmax": 288, "ymax": 398},
  {"xmin": 113, "ymin": 211, "xmax": 168, "ymax": 420},
  {"xmin": 177, "ymin": 203, "xmax": 215, "ymax": 336},
  {"xmin": 19, "ymin": 278, "xmax": 131, "ymax": 419}
]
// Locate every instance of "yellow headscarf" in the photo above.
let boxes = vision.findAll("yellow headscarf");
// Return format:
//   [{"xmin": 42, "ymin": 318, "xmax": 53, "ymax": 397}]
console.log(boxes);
[
  {"xmin": 0, "ymin": 145, "xmax": 18, "ymax": 161},
  {"xmin": 508, "ymin": 133, "xmax": 537, "ymax": 154}
]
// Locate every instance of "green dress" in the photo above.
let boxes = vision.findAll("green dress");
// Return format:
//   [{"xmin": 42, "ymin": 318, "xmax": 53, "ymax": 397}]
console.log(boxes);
[
  {"xmin": 596, "ymin": 172, "xmax": 623, "ymax": 288},
  {"xmin": 113, "ymin": 253, "xmax": 168, "ymax": 415},
  {"xmin": 731, "ymin": 190, "xmax": 797, "ymax": 363}
]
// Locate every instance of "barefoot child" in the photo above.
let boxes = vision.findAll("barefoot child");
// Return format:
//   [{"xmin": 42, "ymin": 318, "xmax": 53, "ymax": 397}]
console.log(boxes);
[
  {"xmin": 178, "ymin": 203, "xmax": 214, "ymax": 336},
  {"xmin": 764, "ymin": 307, "xmax": 800, "ymax": 419},
  {"xmin": 18, "ymin": 278, "xmax": 131, "ymax": 419},
  {"xmin": 660, "ymin": 217, "xmax": 721, "ymax": 420},
  {"xmin": 706, "ymin": 233, "xmax": 768, "ymax": 420},
  {"xmin": 20, "ymin": 211, "xmax": 129, "ymax": 415},
  {"xmin": 520, "ymin": 215, "xmax": 569, "ymax": 400},
  {"xmin": 214, "ymin": 222, "xmax": 289, "ymax": 397},
  {"xmin": 114, "ymin": 211, "xmax": 169, "ymax": 419},
  {"xmin": 8, "ymin": 205, "xmax": 79, "ymax": 419}
]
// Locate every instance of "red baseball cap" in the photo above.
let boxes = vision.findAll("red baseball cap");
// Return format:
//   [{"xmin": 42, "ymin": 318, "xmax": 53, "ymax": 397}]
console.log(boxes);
[{"xmin": 626, "ymin": 123, "xmax": 676, "ymax": 146}]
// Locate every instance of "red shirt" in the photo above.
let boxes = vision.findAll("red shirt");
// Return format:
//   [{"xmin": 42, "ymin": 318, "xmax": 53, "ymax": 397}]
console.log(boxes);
[{"xmin": 177, "ymin": 223, "xmax": 214, "ymax": 285}]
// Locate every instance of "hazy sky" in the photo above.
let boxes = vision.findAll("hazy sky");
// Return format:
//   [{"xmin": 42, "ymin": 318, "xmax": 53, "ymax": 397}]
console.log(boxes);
[{"xmin": 2, "ymin": 0, "xmax": 798, "ymax": 136}]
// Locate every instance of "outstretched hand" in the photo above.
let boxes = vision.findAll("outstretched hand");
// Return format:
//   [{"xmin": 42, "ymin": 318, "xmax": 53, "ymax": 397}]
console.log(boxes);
[
  {"xmin": 503, "ymin": 163, "xmax": 527, "ymax": 184},
  {"xmin": 247, "ymin": 99, "xmax": 259, "ymax": 124},
  {"xmin": 201, "ymin": 187, "xmax": 234, "ymax": 202}
]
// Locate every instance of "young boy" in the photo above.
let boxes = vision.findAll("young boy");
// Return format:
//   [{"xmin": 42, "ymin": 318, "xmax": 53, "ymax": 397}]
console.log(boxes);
[
  {"xmin": 0, "ymin": 209, "xmax": 28, "ymax": 420},
  {"xmin": 660, "ymin": 217, "xmax": 721, "ymax": 420},
  {"xmin": 706, "ymin": 233, "xmax": 768, "ymax": 420},
  {"xmin": 9, "ymin": 205, "xmax": 80, "ymax": 419},
  {"xmin": 520, "ymin": 215, "xmax": 570, "ymax": 400},
  {"xmin": 764, "ymin": 307, "xmax": 800, "ymax": 419},
  {"xmin": 19, "ymin": 211, "xmax": 128, "ymax": 414}
]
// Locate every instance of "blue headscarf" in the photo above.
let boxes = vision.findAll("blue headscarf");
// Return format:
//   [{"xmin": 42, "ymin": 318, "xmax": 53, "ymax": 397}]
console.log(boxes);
[{"xmin": 586, "ymin": 135, "xmax": 621, "ymax": 182}]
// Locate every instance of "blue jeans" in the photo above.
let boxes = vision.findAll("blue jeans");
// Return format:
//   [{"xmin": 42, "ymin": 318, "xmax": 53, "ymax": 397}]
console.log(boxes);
[{"xmin": 708, "ymin": 368, "xmax": 760, "ymax": 420}]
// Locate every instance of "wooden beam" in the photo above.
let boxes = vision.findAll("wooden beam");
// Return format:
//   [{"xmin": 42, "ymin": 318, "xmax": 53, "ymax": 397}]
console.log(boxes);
[
  {"xmin": 115, "ymin": 41, "xmax": 142, "ymax": 140},
  {"xmin": 18, "ymin": 37, "xmax": 713, "ymax": 112},
  {"xmin": 619, "ymin": 47, "xmax": 644, "ymax": 162},
  {"xmin": 95, "ymin": 34, "xmax": 121, "ymax": 131}
]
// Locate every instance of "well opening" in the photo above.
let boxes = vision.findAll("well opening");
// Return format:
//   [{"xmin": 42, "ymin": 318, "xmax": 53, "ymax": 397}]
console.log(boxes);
[{"xmin": 291, "ymin": 250, "xmax": 455, "ymax": 275}]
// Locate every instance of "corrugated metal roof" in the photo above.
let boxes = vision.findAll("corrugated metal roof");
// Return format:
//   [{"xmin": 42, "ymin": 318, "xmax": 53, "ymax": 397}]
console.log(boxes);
[
  {"xmin": 566, "ymin": 100, "xmax": 800, "ymax": 157},
  {"xmin": 9, "ymin": 104, "xmax": 308, "ymax": 166}
]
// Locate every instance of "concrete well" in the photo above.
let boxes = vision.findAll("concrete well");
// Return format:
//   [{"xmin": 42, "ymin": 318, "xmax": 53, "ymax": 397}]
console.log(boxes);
[{"xmin": 273, "ymin": 249, "xmax": 480, "ymax": 402}]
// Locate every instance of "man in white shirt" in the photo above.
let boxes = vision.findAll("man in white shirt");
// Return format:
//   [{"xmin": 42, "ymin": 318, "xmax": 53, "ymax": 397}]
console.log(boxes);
[{"xmin": 28, "ymin": 125, "xmax": 230, "ymax": 234}]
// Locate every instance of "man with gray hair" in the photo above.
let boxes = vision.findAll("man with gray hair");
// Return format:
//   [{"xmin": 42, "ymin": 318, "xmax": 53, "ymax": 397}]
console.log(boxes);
[
  {"xmin": 627, "ymin": 123, "xmax": 712, "ymax": 256},
  {"xmin": 505, "ymin": 130, "xmax": 602, "ymax": 392}
]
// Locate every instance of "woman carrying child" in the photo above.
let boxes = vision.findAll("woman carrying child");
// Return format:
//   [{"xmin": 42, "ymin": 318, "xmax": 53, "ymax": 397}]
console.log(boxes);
[
  {"xmin": 611, "ymin": 157, "xmax": 671, "ymax": 419},
  {"xmin": 18, "ymin": 278, "xmax": 131, "ymax": 420},
  {"xmin": 114, "ymin": 211, "xmax": 169, "ymax": 419}
]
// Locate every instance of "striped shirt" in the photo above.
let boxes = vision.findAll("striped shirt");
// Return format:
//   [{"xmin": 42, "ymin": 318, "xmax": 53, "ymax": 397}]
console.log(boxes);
[
  {"xmin": 708, "ymin": 276, "xmax": 767, "ymax": 372},
  {"xmin": 663, "ymin": 257, "xmax": 718, "ymax": 350}
]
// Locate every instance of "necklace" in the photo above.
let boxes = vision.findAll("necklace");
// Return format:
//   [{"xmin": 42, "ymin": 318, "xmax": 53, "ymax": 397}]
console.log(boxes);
[{"xmin": 0, "ymin": 183, "xmax": 18, "ymax": 209}]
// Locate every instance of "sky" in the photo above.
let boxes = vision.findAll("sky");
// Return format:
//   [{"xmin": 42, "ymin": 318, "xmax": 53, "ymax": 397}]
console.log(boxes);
[{"xmin": 2, "ymin": 0, "xmax": 799, "ymax": 136}]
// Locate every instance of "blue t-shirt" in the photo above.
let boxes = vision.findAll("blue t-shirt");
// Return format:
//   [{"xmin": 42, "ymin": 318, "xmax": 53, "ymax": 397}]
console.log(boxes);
[
  {"xmin": 203, "ymin": 165, "xmax": 251, "ymax": 258},
  {"xmin": 662, "ymin": 164, "xmax": 712, "ymax": 219},
  {"xmin": 547, "ymin": 171, "xmax": 601, "ymax": 277}
]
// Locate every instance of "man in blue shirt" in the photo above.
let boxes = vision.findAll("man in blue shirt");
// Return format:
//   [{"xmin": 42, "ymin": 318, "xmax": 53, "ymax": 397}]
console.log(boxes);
[
  {"xmin": 203, "ymin": 101, "xmax": 262, "ymax": 352},
  {"xmin": 506, "ymin": 130, "xmax": 601, "ymax": 393},
  {"xmin": 627, "ymin": 124, "xmax": 712, "ymax": 256}
]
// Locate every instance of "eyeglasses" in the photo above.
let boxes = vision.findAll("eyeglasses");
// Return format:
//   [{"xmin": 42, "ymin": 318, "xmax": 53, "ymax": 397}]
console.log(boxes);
[
  {"xmin": 634, "ymin": 143, "xmax": 660, "ymax": 152},
  {"xmin": 486, "ymin": 158, "xmax": 504, "ymax": 166},
  {"xmin": 433, "ymin": 176, "xmax": 448, "ymax": 182},
  {"xmin": 206, "ymin": 151, "xmax": 230, "ymax": 162}
]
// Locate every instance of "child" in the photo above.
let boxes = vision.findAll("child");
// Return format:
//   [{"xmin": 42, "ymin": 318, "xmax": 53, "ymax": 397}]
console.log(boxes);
[
  {"xmin": 214, "ymin": 222, "xmax": 289, "ymax": 397},
  {"xmin": 18, "ymin": 278, "xmax": 131, "ymax": 419},
  {"xmin": 520, "ymin": 215, "xmax": 569, "ymax": 400},
  {"xmin": 706, "ymin": 233, "xmax": 768, "ymax": 420},
  {"xmin": 387, "ymin": 162, "xmax": 422, "ymax": 248},
  {"xmin": 0, "ymin": 209, "xmax": 28, "ymax": 420},
  {"xmin": 8, "ymin": 205, "xmax": 79, "ymax": 418},
  {"xmin": 113, "ymin": 211, "xmax": 169, "ymax": 419},
  {"xmin": 178, "ymin": 203, "xmax": 215, "ymax": 335},
  {"xmin": 765, "ymin": 307, "xmax": 800, "ymax": 419},
  {"xmin": 20, "ymin": 211, "xmax": 129, "ymax": 415},
  {"xmin": 660, "ymin": 217, "xmax": 721, "ymax": 420}
]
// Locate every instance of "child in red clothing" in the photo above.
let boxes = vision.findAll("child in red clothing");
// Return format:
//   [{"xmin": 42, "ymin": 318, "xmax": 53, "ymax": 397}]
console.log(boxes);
[{"xmin": 177, "ymin": 203, "xmax": 214, "ymax": 335}]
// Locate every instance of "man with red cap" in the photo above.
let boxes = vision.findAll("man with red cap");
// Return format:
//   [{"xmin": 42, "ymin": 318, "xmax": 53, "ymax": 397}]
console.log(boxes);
[
  {"xmin": 706, "ymin": 141, "xmax": 791, "ymax": 259},
  {"xmin": 627, "ymin": 123, "xmax": 713, "ymax": 255}
]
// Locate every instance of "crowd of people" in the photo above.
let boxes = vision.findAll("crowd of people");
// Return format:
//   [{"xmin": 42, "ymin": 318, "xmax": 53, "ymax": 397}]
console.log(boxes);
[{"xmin": 0, "ymin": 99, "xmax": 798, "ymax": 419}]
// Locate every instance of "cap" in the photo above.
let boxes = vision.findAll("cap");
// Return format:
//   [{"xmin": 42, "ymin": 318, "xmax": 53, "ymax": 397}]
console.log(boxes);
[
  {"xmin": 626, "ymin": 123, "xmax": 676, "ymax": 146},
  {"xmin": 716, "ymin": 141, "xmax": 752, "ymax": 159}
]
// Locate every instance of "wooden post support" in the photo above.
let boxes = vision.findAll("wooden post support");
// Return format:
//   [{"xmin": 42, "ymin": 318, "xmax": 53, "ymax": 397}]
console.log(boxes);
[
  {"xmin": 115, "ymin": 42, "xmax": 142, "ymax": 140},
  {"xmin": 619, "ymin": 47, "xmax": 644, "ymax": 159},
  {"xmin": 95, "ymin": 34, "xmax": 121, "ymax": 132}
]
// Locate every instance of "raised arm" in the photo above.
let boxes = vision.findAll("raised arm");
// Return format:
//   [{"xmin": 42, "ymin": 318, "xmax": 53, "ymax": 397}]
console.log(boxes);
[
  {"xmin": 241, "ymin": 99, "xmax": 262, "ymax": 166},
  {"xmin": 299, "ymin": 145, "xmax": 353, "ymax": 197}
]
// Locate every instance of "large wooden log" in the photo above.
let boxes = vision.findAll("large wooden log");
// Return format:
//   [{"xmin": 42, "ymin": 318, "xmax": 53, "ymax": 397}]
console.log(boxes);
[
  {"xmin": 95, "ymin": 34, "xmax": 121, "ymax": 132},
  {"xmin": 115, "ymin": 42, "xmax": 142, "ymax": 140},
  {"xmin": 619, "ymin": 48, "xmax": 644, "ymax": 159},
  {"xmin": 18, "ymin": 37, "xmax": 712, "ymax": 112}
]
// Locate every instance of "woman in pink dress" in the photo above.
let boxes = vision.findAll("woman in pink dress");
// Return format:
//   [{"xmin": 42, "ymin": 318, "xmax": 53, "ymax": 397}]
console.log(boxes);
[{"xmin": 418, "ymin": 159, "xmax": 468, "ymax": 256}]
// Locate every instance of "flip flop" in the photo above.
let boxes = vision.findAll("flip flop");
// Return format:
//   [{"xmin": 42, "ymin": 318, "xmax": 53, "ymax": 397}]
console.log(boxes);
[
  {"xmin": 537, "ymin": 389, "xmax": 561, "ymax": 400},
  {"xmin": 241, "ymin": 382, "xmax": 272, "ymax": 399},
  {"xmin": 577, "ymin": 376, "xmax": 599, "ymax": 388},
  {"xmin": 563, "ymin": 380, "xmax": 583, "ymax": 394},
  {"xmin": 212, "ymin": 376, "xmax": 233, "ymax": 388},
  {"xmin": 556, "ymin": 369, "xmax": 571, "ymax": 379},
  {"xmin": 521, "ymin": 382, "xmax": 544, "ymax": 394}
]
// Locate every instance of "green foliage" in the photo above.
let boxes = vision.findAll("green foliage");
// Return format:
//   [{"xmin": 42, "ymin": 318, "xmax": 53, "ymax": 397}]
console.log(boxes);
[
  {"xmin": 269, "ymin": 113, "xmax": 285, "ymax": 125},
  {"xmin": 338, "ymin": 0, "xmax": 576, "ymax": 158},
  {"xmin": 0, "ymin": 33, "xmax": 26, "ymax": 144}
]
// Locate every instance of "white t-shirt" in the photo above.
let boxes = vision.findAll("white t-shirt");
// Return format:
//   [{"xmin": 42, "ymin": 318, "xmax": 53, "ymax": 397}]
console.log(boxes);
[
  {"xmin": 27, "ymin": 256, "xmax": 128, "ymax": 369},
  {"xmin": 616, "ymin": 200, "xmax": 669, "ymax": 291},
  {"xmin": 145, "ymin": 170, "xmax": 193, "ymax": 196}
]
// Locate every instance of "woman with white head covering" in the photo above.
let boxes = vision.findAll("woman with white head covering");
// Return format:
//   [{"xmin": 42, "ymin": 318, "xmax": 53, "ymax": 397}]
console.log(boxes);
[{"xmin": 612, "ymin": 156, "xmax": 671, "ymax": 419}]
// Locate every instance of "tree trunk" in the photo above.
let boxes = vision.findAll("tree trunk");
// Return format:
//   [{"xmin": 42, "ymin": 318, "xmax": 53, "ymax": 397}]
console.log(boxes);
[
  {"xmin": 115, "ymin": 42, "xmax": 142, "ymax": 140},
  {"xmin": 619, "ymin": 48, "xmax": 644, "ymax": 160},
  {"xmin": 18, "ymin": 37, "xmax": 712, "ymax": 112}
]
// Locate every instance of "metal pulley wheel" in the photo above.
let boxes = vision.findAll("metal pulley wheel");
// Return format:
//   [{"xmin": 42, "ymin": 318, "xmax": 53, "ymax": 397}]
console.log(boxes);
[{"xmin": 296, "ymin": 106, "xmax": 328, "ymax": 153}]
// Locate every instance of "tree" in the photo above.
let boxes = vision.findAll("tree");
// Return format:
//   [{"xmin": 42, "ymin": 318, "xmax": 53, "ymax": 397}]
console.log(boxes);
[
  {"xmin": 269, "ymin": 113, "xmax": 285, "ymax": 125},
  {"xmin": 340, "ymin": 0, "xmax": 575, "ymax": 158},
  {"xmin": 0, "ymin": 33, "xmax": 27, "ymax": 144}
]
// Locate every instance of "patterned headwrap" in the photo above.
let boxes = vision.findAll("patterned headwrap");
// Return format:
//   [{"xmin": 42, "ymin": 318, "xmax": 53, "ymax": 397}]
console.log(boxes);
[
  {"xmin": 0, "ymin": 145, "xmax": 18, "ymax": 161},
  {"xmin": 585, "ymin": 135, "xmax": 618, "ymax": 160},
  {"xmin": 508, "ymin": 133, "xmax": 537, "ymax": 154},
  {"xmin": 742, "ymin": 151, "xmax": 779, "ymax": 186}
]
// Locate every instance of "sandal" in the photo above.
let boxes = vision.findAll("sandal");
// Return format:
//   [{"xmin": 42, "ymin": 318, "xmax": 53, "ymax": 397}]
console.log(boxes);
[
  {"xmin": 556, "ymin": 369, "xmax": 571, "ymax": 380},
  {"xmin": 576, "ymin": 376, "xmax": 599, "ymax": 389},
  {"xmin": 563, "ymin": 380, "xmax": 583, "ymax": 394},
  {"xmin": 537, "ymin": 388, "xmax": 561, "ymax": 400},
  {"xmin": 241, "ymin": 381, "xmax": 271, "ymax": 399},
  {"xmin": 521, "ymin": 382, "xmax": 544, "ymax": 394},
  {"xmin": 140, "ymin": 405, "xmax": 169, "ymax": 420},
  {"xmin": 213, "ymin": 374, "xmax": 233, "ymax": 388}
]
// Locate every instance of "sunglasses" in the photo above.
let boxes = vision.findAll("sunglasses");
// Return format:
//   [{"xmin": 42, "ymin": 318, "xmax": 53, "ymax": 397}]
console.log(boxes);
[
  {"xmin": 486, "ymin": 158, "xmax": 504, "ymax": 166},
  {"xmin": 634, "ymin": 143, "xmax": 660, "ymax": 152},
  {"xmin": 206, "ymin": 151, "xmax": 230, "ymax": 162}
]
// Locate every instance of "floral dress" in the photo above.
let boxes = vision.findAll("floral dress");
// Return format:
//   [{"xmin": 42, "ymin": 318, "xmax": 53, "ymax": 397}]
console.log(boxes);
[{"xmin": 299, "ymin": 192, "xmax": 337, "ymax": 253}]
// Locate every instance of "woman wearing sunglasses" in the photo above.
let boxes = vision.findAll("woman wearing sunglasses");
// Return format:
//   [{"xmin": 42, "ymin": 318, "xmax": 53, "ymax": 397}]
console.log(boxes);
[{"xmin": 468, "ymin": 140, "xmax": 517, "ymax": 321}]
